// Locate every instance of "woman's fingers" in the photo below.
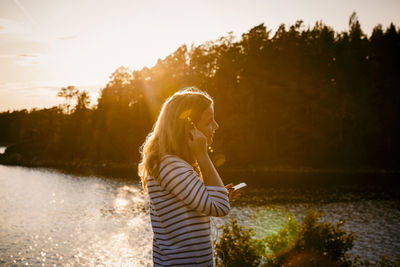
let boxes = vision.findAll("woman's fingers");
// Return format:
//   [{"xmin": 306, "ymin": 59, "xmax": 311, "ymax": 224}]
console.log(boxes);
[
  {"xmin": 226, "ymin": 183, "xmax": 243, "ymax": 202},
  {"xmin": 188, "ymin": 128, "xmax": 208, "ymax": 156},
  {"xmin": 188, "ymin": 129, "xmax": 205, "ymax": 143},
  {"xmin": 225, "ymin": 183, "xmax": 234, "ymax": 191},
  {"xmin": 228, "ymin": 188, "xmax": 242, "ymax": 202},
  {"xmin": 192, "ymin": 128, "xmax": 206, "ymax": 139},
  {"xmin": 226, "ymin": 184, "xmax": 234, "ymax": 201}
]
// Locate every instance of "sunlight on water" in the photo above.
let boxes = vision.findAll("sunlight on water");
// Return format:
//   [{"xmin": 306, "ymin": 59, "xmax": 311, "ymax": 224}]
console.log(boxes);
[
  {"xmin": 0, "ymin": 164, "xmax": 399, "ymax": 265},
  {"xmin": 0, "ymin": 165, "xmax": 153, "ymax": 266}
]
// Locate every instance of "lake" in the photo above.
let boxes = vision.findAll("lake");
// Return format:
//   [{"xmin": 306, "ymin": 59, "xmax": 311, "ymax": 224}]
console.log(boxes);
[{"xmin": 1, "ymin": 161, "xmax": 399, "ymax": 266}]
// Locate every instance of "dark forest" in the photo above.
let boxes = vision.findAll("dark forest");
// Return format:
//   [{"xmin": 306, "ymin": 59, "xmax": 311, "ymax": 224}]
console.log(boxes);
[{"xmin": 1, "ymin": 14, "xmax": 399, "ymax": 176}]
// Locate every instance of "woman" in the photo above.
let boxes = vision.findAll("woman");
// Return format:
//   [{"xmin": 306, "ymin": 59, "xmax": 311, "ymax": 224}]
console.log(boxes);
[{"xmin": 138, "ymin": 87, "xmax": 238, "ymax": 266}]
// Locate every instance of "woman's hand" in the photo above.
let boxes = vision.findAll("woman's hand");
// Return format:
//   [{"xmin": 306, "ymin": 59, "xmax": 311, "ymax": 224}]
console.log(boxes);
[
  {"xmin": 225, "ymin": 183, "xmax": 241, "ymax": 202},
  {"xmin": 187, "ymin": 128, "xmax": 208, "ymax": 158}
]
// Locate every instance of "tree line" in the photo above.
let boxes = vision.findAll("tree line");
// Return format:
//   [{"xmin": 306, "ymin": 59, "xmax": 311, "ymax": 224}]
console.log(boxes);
[{"xmin": 1, "ymin": 13, "xmax": 399, "ymax": 172}]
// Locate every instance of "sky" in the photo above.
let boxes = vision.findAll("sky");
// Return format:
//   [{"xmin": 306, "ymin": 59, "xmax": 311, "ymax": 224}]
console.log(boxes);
[{"xmin": 0, "ymin": 0, "xmax": 399, "ymax": 112}]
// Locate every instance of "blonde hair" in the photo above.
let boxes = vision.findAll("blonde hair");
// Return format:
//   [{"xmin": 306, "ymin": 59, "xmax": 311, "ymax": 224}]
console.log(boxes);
[{"xmin": 138, "ymin": 87, "xmax": 213, "ymax": 190}]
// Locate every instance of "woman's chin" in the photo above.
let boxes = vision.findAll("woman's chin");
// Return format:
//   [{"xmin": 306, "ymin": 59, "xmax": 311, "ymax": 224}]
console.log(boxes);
[{"xmin": 207, "ymin": 138, "xmax": 213, "ymax": 146}]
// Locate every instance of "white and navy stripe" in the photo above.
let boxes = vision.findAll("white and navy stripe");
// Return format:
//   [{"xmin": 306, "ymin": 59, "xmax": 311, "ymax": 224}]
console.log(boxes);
[{"xmin": 148, "ymin": 154, "xmax": 230, "ymax": 267}]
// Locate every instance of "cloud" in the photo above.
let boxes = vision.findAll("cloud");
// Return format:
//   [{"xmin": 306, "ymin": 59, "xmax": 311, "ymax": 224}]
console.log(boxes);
[
  {"xmin": 0, "ymin": 53, "xmax": 38, "ymax": 66},
  {"xmin": 0, "ymin": 18, "xmax": 50, "ymax": 70},
  {"xmin": 58, "ymin": 35, "xmax": 77, "ymax": 40},
  {"xmin": 0, "ymin": 33, "xmax": 48, "ymax": 54},
  {"xmin": 19, "ymin": 53, "xmax": 37, "ymax": 57},
  {"xmin": 0, "ymin": 18, "xmax": 27, "ymax": 35},
  {"xmin": 0, "ymin": 53, "xmax": 37, "ymax": 59},
  {"xmin": 16, "ymin": 57, "xmax": 38, "ymax": 66},
  {"xmin": 0, "ymin": 54, "xmax": 15, "ymax": 59}
]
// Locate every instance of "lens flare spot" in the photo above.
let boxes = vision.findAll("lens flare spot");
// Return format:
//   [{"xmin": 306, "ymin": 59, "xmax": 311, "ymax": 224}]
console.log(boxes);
[
  {"xmin": 284, "ymin": 251, "xmax": 336, "ymax": 266},
  {"xmin": 214, "ymin": 154, "xmax": 226, "ymax": 167},
  {"xmin": 251, "ymin": 206, "xmax": 299, "ymax": 257}
]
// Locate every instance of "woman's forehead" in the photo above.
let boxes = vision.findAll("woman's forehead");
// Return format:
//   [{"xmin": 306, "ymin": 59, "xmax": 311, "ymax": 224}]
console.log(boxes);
[{"xmin": 201, "ymin": 105, "xmax": 214, "ymax": 118}]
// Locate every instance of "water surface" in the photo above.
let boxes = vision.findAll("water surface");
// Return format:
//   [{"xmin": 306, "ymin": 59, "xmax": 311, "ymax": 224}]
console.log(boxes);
[{"xmin": 0, "ymin": 164, "xmax": 399, "ymax": 266}]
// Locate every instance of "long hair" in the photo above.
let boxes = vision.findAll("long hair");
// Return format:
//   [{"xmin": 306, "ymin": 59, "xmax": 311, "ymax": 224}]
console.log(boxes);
[{"xmin": 138, "ymin": 87, "xmax": 213, "ymax": 190}]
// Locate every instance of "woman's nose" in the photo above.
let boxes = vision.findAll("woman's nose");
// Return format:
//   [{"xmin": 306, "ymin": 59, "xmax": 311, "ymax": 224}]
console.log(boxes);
[{"xmin": 214, "ymin": 121, "xmax": 219, "ymax": 130}]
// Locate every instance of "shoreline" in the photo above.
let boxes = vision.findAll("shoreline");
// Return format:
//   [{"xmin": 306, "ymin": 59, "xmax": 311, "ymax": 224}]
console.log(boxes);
[
  {"xmin": 1, "ymin": 153, "xmax": 399, "ymax": 186},
  {"xmin": 1, "ymin": 144, "xmax": 399, "ymax": 179},
  {"xmin": 1, "ymin": 156, "xmax": 399, "ymax": 204}
]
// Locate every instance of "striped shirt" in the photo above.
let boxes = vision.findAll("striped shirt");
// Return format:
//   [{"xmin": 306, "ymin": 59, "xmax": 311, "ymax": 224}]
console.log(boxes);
[{"xmin": 147, "ymin": 154, "xmax": 231, "ymax": 267}]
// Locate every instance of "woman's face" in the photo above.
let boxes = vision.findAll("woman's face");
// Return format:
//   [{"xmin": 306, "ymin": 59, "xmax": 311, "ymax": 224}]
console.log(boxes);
[{"xmin": 195, "ymin": 105, "xmax": 219, "ymax": 145}]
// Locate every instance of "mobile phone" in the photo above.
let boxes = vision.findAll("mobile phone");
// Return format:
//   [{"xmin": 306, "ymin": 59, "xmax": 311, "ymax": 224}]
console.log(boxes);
[{"xmin": 232, "ymin": 182, "xmax": 247, "ymax": 191}]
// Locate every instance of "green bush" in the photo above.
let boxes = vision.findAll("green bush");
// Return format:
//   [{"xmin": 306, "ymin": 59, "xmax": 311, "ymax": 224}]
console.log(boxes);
[
  {"xmin": 214, "ymin": 209, "xmax": 400, "ymax": 267},
  {"xmin": 263, "ymin": 215, "xmax": 300, "ymax": 261},
  {"xmin": 264, "ymin": 209, "xmax": 356, "ymax": 267},
  {"xmin": 214, "ymin": 217, "xmax": 266, "ymax": 267}
]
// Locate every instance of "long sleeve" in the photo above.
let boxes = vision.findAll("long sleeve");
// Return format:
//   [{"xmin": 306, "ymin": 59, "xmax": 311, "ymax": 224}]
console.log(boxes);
[{"xmin": 159, "ymin": 155, "xmax": 230, "ymax": 217}]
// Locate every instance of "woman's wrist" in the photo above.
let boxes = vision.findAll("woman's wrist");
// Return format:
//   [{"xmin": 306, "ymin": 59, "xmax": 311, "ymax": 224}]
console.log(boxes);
[
  {"xmin": 196, "ymin": 152, "xmax": 224, "ymax": 187},
  {"xmin": 195, "ymin": 151, "xmax": 210, "ymax": 163}
]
